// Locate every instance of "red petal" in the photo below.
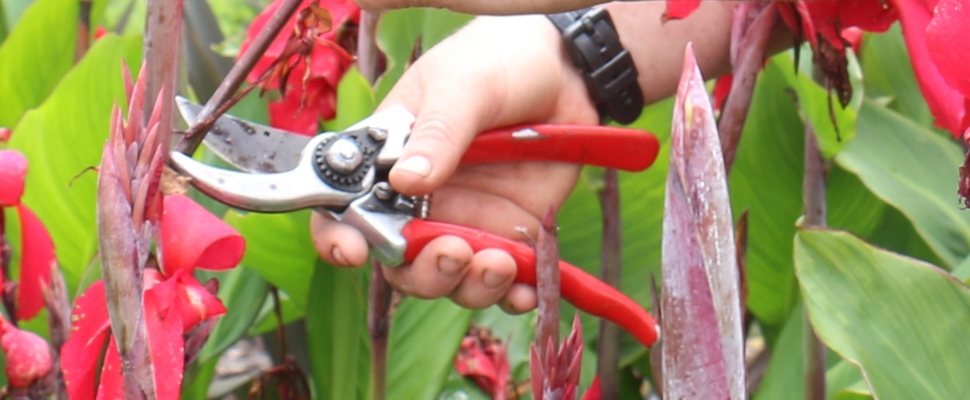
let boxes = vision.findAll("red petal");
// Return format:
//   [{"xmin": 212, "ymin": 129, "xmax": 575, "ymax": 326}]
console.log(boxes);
[
  {"xmin": 580, "ymin": 376, "xmax": 601, "ymax": 400},
  {"xmin": 239, "ymin": 0, "xmax": 360, "ymax": 83},
  {"xmin": 61, "ymin": 281, "xmax": 112, "ymax": 400},
  {"xmin": 0, "ymin": 150, "xmax": 28, "ymax": 206},
  {"xmin": 144, "ymin": 280, "xmax": 185, "ymax": 400},
  {"xmin": 712, "ymin": 73, "xmax": 734, "ymax": 114},
  {"xmin": 926, "ymin": 0, "xmax": 970, "ymax": 97},
  {"xmin": 1, "ymin": 325, "xmax": 53, "ymax": 388},
  {"xmin": 160, "ymin": 194, "xmax": 245, "ymax": 276},
  {"xmin": 268, "ymin": 82, "xmax": 331, "ymax": 135},
  {"xmin": 173, "ymin": 272, "xmax": 226, "ymax": 330},
  {"xmin": 14, "ymin": 204, "xmax": 55, "ymax": 320},
  {"xmin": 664, "ymin": 0, "xmax": 701, "ymax": 21},
  {"xmin": 95, "ymin": 339, "xmax": 124, "ymax": 400},
  {"xmin": 895, "ymin": 0, "xmax": 970, "ymax": 137}
]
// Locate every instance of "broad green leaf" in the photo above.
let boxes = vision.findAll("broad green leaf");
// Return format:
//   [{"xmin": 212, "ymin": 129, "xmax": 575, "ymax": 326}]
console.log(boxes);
[
  {"xmin": 753, "ymin": 306, "xmax": 805, "ymax": 400},
  {"xmin": 387, "ymin": 298, "xmax": 473, "ymax": 399},
  {"xmin": 224, "ymin": 210, "xmax": 317, "ymax": 308},
  {"xmin": 375, "ymin": 9, "xmax": 471, "ymax": 100},
  {"xmin": 0, "ymin": 0, "xmax": 76, "ymax": 127},
  {"xmin": 330, "ymin": 67, "xmax": 376, "ymax": 131},
  {"xmin": 1, "ymin": 0, "xmax": 35, "ymax": 38},
  {"xmin": 795, "ymin": 229, "xmax": 970, "ymax": 399},
  {"xmin": 306, "ymin": 261, "xmax": 371, "ymax": 400},
  {"xmin": 729, "ymin": 55, "xmax": 898, "ymax": 334},
  {"xmin": 7, "ymin": 34, "xmax": 141, "ymax": 290},
  {"xmin": 783, "ymin": 51, "xmax": 861, "ymax": 157},
  {"xmin": 182, "ymin": 356, "xmax": 218, "ymax": 399},
  {"xmin": 861, "ymin": 25, "xmax": 934, "ymax": 128},
  {"xmin": 836, "ymin": 101, "xmax": 969, "ymax": 267},
  {"xmin": 197, "ymin": 266, "xmax": 270, "ymax": 362},
  {"xmin": 827, "ymin": 361, "xmax": 869, "ymax": 400}
]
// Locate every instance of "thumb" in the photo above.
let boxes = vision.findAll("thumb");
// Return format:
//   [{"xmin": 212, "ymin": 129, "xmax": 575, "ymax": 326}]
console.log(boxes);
[{"xmin": 387, "ymin": 73, "xmax": 497, "ymax": 196}]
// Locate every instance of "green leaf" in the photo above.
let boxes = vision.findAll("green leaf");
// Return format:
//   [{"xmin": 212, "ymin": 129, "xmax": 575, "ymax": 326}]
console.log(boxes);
[
  {"xmin": 1, "ymin": 0, "xmax": 36, "ymax": 38},
  {"xmin": 861, "ymin": 25, "xmax": 935, "ymax": 128},
  {"xmin": 728, "ymin": 55, "xmax": 901, "ymax": 334},
  {"xmin": 330, "ymin": 67, "xmax": 376, "ymax": 131},
  {"xmin": 795, "ymin": 229, "xmax": 970, "ymax": 399},
  {"xmin": 224, "ymin": 210, "xmax": 317, "ymax": 308},
  {"xmin": 387, "ymin": 298, "xmax": 473, "ymax": 399},
  {"xmin": 836, "ymin": 101, "xmax": 969, "ymax": 267},
  {"xmin": 7, "ymin": 34, "xmax": 141, "ymax": 290},
  {"xmin": 781, "ymin": 52, "xmax": 861, "ymax": 158},
  {"xmin": 197, "ymin": 266, "xmax": 269, "ymax": 362},
  {"xmin": 375, "ymin": 9, "xmax": 472, "ymax": 101},
  {"xmin": 0, "ymin": 0, "xmax": 77, "ymax": 128},
  {"xmin": 306, "ymin": 261, "xmax": 371, "ymax": 400},
  {"xmin": 753, "ymin": 306, "xmax": 805, "ymax": 400}
]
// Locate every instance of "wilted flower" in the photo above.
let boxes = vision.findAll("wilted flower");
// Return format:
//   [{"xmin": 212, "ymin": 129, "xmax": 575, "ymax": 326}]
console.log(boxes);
[
  {"xmin": 455, "ymin": 325, "xmax": 511, "ymax": 400},
  {"xmin": 240, "ymin": 0, "xmax": 361, "ymax": 135}
]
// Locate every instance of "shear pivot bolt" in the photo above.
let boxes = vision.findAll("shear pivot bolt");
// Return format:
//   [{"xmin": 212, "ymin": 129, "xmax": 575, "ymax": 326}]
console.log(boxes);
[
  {"xmin": 367, "ymin": 127, "xmax": 388, "ymax": 141},
  {"xmin": 374, "ymin": 182, "xmax": 394, "ymax": 201},
  {"xmin": 325, "ymin": 138, "xmax": 364, "ymax": 174}
]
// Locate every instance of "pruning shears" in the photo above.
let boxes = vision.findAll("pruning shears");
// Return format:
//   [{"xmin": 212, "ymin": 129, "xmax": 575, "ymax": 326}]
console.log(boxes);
[{"xmin": 170, "ymin": 98, "xmax": 662, "ymax": 347}]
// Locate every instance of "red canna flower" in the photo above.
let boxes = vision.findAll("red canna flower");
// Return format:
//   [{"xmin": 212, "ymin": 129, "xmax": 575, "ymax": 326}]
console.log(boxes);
[
  {"xmin": 240, "ymin": 0, "xmax": 360, "ymax": 135},
  {"xmin": 62, "ymin": 194, "xmax": 243, "ymax": 400},
  {"xmin": 0, "ymin": 149, "xmax": 56, "ymax": 321},
  {"xmin": 778, "ymin": 0, "xmax": 898, "ymax": 107},
  {"xmin": 455, "ymin": 325, "xmax": 511, "ymax": 400}
]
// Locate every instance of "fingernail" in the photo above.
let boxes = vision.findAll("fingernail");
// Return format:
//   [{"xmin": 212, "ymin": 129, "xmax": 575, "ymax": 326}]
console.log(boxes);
[
  {"xmin": 483, "ymin": 269, "xmax": 508, "ymax": 289},
  {"xmin": 438, "ymin": 256, "xmax": 466, "ymax": 277},
  {"xmin": 395, "ymin": 155, "xmax": 432, "ymax": 178},
  {"xmin": 331, "ymin": 247, "xmax": 348, "ymax": 266}
]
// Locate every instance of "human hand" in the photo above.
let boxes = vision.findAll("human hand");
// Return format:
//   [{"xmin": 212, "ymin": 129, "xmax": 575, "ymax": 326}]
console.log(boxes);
[
  {"xmin": 311, "ymin": 15, "xmax": 599, "ymax": 313},
  {"xmin": 355, "ymin": 0, "xmax": 607, "ymax": 15}
]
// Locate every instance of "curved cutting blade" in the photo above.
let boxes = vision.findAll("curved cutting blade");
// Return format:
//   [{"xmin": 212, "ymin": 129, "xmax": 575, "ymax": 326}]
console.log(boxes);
[{"xmin": 177, "ymin": 97, "xmax": 311, "ymax": 173}]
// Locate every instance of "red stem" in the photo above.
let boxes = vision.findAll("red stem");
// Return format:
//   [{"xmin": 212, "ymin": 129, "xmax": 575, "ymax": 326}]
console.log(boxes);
[
  {"xmin": 802, "ymin": 123, "xmax": 827, "ymax": 400},
  {"xmin": 535, "ymin": 207, "xmax": 561, "ymax": 356},
  {"xmin": 719, "ymin": 4, "xmax": 778, "ymax": 174},
  {"xmin": 176, "ymin": 0, "xmax": 304, "ymax": 155},
  {"xmin": 596, "ymin": 169, "xmax": 622, "ymax": 400}
]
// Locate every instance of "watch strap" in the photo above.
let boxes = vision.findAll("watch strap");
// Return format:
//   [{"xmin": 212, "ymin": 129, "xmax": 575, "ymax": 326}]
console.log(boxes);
[{"xmin": 548, "ymin": 8, "xmax": 644, "ymax": 124}]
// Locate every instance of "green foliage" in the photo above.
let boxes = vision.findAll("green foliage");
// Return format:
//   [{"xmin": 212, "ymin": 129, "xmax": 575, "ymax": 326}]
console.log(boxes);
[
  {"xmin": 7, "ymin": 33, "xmax": 142, "ymax": 290},
  {"xmin": 2, "ymin": 1, "xmax": 967, "ymax": 398},
  {"xmin": 796, "ymin": 229, "xmax": 970, "ymax": 399}
]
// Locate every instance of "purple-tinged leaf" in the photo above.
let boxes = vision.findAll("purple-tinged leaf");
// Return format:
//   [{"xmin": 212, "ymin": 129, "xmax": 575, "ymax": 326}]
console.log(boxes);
[{"xmin": 661, "ymin": 43, "xmax": 745, "ymax": 400}]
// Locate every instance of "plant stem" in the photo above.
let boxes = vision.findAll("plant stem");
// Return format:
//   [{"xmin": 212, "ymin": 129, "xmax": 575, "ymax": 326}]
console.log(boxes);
[
  {"xmin": 75, "ymin": 0, "xmax": 93, "ymax": 62},
  {"xmin": 802, "ymin": 125, "xmax": 827, "ymax": 400},
  {"xmin": 356, "ymin": 10, "xmax": 382, "ymax": 85},
  {"xmin": 719, "ymin": 4, "xmax": 778, "ymax": 174},
  {"xmin": 368, "ymin": 262, "xmax": 393, "ymax": 400},
  {"xmin": 596, "ymin": 169, "xmax": 621, "ymax": 400},
  {"xmin": 176, "ymin": 0, "xmax": 304, "ymax": 155},
  {"xmin": 143, "ymin": 0, "xmax": 183, "ymax": 148},
  {"xmin": 535, "ymin": 208, "xmax": 560, "ymax": 357}
]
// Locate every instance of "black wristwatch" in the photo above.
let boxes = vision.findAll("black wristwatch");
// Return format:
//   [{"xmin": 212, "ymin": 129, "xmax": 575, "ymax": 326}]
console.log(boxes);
[{"xmin": 547, "ymin": 8, "xmax": 644, "ymax": 124}]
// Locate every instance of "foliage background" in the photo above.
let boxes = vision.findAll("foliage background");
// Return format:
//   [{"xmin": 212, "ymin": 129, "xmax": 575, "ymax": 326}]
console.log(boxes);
[{"xmin": 1, "ymin": 0, "xmax": 968, "ymax": 398}]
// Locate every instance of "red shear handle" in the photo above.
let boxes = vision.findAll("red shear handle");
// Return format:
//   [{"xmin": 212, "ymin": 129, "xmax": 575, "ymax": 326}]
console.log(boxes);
[
  {"xmin": 402, "ymin": 219, "xmax": 660, "ymax": 348},
  {"xmin": 460, "ymin": 125, "xmax": 660, "ymax": 172}
]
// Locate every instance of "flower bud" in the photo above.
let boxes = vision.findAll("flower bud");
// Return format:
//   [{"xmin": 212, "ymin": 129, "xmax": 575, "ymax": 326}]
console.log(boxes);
[{"xmin": 1, "ymin": 325, "xmax": 53, "ymax": 388}]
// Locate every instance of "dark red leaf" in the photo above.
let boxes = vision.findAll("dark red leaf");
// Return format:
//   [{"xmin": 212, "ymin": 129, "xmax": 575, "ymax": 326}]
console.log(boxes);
[
  {"xmin": 661, "ymin": 44, "xmax": 745, "ymax": 400},
  {"xmin": 159, "ymin": 194, "xmax": 245, "ymax": 276},
  {"xmin": 14, "ymin": 204, "xmax": 55, "ymax": 321},
  {"xmin": 0, "ymin": 149, "xmax": 27, "ymax": 206}
]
